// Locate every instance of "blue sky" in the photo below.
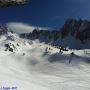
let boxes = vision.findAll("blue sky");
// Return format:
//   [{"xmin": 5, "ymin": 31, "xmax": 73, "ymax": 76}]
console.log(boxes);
[{"xmin": 0, "ymin": 0, "xmax": 90, "ymax": 29}]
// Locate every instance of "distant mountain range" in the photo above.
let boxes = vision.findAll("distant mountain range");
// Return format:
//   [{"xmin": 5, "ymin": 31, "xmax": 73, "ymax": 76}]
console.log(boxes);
[
  {"xmin": 60, "ymin": 18, "xmax": 90, "ymax": 43},
  {"xmin": 0, "ymin": 18, "xmax": 90, "ymax": 49},
  {"xmin": 20, "ymin": 18, "xmax": 90, "ymax": 49}
]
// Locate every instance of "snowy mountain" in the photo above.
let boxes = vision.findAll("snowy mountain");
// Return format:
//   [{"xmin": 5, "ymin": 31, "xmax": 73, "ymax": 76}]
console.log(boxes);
[
  {"xmin": 19, "ymin": 19, "xmax": 90, "ymax": 49},
  {"xmin": 0, "ymin": 24, "xmax": 90, "ymax": 90},
  {"xmin": 0, "ymin": 25, "xmax": 8, "ymax": 35}
]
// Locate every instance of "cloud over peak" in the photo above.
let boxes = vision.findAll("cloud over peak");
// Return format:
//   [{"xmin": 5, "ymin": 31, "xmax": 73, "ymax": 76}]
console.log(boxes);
[{"xmin": 7, "ymin": 22, "xmax": 50, "ymax": 34}]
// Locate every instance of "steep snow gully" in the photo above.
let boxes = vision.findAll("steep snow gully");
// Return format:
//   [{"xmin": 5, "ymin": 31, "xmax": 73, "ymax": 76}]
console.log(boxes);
[{"xmin": 0, "ymin": 32, "xmax": 90, "ymax": 90}]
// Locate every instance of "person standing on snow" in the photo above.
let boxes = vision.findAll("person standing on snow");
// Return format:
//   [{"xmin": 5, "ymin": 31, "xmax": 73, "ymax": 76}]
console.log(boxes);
[{"xmin": 69, "ymin": 52, "xmax": 74, "ymax": 64}]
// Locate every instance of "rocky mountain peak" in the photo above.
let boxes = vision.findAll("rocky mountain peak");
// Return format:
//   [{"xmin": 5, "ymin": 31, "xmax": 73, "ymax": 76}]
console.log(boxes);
[
  {"xmin": 0, "ymin": 25, "xmax": 8, "ymax": 35},
  {"xmin": 60, "ymin": 18, "xmax": 90, "ymax": 43}
]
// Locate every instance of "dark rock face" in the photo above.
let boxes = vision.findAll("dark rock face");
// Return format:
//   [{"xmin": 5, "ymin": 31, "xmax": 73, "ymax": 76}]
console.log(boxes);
[
  {"xmin": 60, "ymin": 18, "xmax": 80, "ymax": 38},
  {"xmin": 5, "ymin": 43, "xmax": 13, "ymax": 52},
  {"xmin": 5, "ymin": 43, "xmax": 16, "ymax": 52},
  {"xmin": 20, "ymin": 29, "xmax": 60, "ymax": 43},
  {"xmin": 0, "ymin": 0, "xmax": 27, "ymax": 7},
  {"xmin": 60, "ymin": 18, "xmax": 90, "ymax": 43},
  {"xmin": 0, "ymin": 25, "xmax": 8, "ymax": 35}
]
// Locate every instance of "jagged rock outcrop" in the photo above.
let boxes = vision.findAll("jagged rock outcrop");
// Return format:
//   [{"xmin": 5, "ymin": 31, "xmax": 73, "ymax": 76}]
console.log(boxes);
[
  {"xmin": 60, "ymin": 18, "xmax": 90, "ymax": 43},
  {"xmin": 20, "ymin": 29, "xmax": 59, "ymax": 43},
  {"xmin": 0, "ymin": 0, "xmax": 27, "ymax": 7},
  {"xmin": 0, "ymin": 25, "xmax": 8, "ymax": 35}
]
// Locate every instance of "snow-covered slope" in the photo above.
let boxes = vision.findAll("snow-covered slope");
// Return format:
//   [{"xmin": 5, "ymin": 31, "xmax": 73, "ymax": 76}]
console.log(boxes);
[
  {"xmin": 0, "ymin": 31, "xmax": 90, "ymax": 90},
  {"xmin": 54, "ymin": 34, "xmax": 90, "ymax": 49}
]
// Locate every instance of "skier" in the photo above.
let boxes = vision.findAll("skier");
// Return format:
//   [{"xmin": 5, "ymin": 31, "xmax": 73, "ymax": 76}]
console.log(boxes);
[
  {"xmin": 59, "ymin": 47, "xmax": 63, "ymax": 54},
  {"xmin": 69, "ymin": 52, "xmax": 74, "ymax": 64}
]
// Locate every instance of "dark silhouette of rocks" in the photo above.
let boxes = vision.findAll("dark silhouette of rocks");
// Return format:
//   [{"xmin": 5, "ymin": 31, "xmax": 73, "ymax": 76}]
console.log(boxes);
[
  {"xmin": 60, "ymin": 18, "xmax": 90, "ymax": 43},
  {"xmin": 0, "ymin": 25, "xmax": 8, "ymax": 35},
  {"xmin": 0, "ymin": 0, "xmax": 28, "ymax": 7}
]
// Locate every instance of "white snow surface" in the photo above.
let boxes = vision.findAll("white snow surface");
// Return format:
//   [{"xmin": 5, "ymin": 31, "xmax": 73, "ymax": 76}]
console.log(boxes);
[
  {"xmin": 55, "ymin": 34, "xmax": 90, "ymax": 49},
  {"xmin": 0, "ymin": 32, "xmax": 90, "ymax": 90}
]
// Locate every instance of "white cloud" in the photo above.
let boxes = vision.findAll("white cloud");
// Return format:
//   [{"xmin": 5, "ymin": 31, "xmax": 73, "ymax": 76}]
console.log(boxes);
[
  {"xmin": 7, "ymin": 22, "xmax": 36, "ymax": 34},
  {"xmin": 7, "ymin": 22, "xmax": 50, "ymax": 34}
]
